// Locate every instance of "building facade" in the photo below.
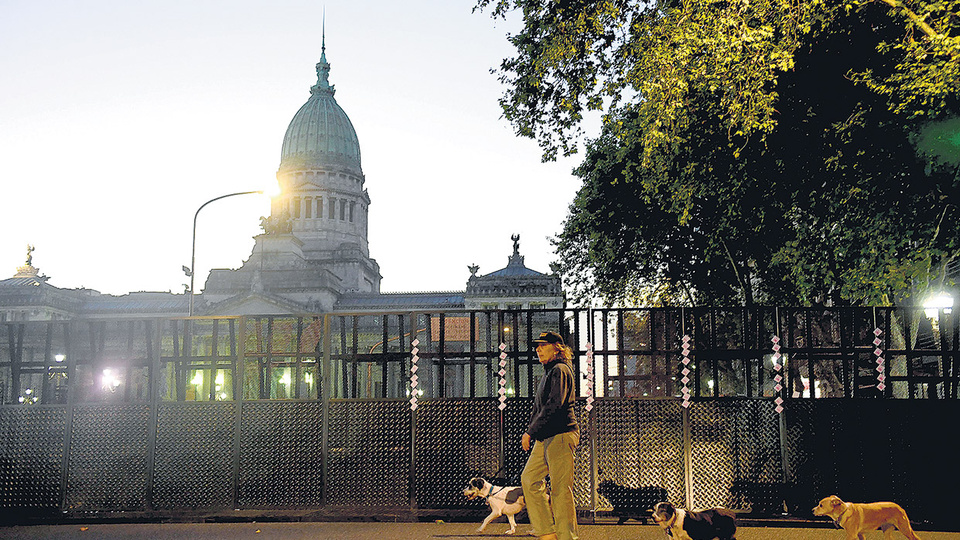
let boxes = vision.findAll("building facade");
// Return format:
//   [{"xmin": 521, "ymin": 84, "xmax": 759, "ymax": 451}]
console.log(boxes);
[{"xmin": 0, "ymin": 46, "xmax": 562, "ymax": 320}]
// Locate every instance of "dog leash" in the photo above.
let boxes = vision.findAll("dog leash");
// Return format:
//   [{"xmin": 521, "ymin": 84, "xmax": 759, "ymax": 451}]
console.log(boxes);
[{"xmin": 485, "ymin": 484, "xmax": 508, "ymax": 500}]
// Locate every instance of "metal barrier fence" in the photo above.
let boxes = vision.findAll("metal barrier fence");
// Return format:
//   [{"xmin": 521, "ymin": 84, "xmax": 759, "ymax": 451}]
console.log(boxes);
[{"xmin": 0, "ymin": 307, "xmax": 957, "ymax": 526}]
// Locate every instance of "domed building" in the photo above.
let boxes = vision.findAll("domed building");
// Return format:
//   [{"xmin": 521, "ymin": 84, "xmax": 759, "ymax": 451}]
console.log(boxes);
[
  {"xmin": 199, "ymin": 42, "xmax": 383, "ymax": 315},
  {"xmin": 0, "ymin": 42, "xmax": 563, "ymax": 320}
]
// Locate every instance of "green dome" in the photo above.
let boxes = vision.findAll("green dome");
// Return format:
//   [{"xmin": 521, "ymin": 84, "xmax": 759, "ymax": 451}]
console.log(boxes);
[{"xmin": 279, "ymin": 48, "xmax": 361, "ymax": 174}]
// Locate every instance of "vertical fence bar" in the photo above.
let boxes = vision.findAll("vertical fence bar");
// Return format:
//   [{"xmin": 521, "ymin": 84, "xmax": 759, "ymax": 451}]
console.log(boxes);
[
  {"xmin": 231, "ymin": 317, "xmax": 243, "ymax": 509},
  {"xmin": 586, "ymin": 310, "xmax": 599, "ymax": 519},
  {"xmin": 408, "ymin": 313, "xmax": 419, "ymax": 512},
  {"xmin": 498, "ymin": 311, "xmax": 506, "ymax": 477},
  {"xmin": 776, "ymin": 307, "xmax": 790, "ymax": 486},
  {"xmin": 59, "ymin": 322, "xmax": 76, "ymax": 512},
  {"xmin": 321, "ymin": 314, "xmax": 331, "ymax": 506},
  {"xmin": 680, "ymin": 308, "xmax": 694, "ymax": 509},
  {"xmin": 951, "ymin": 310, "xmax": 959, "ymax": 399},
  {"xmin": 145, "ymin": 319, "xmax": 161, "ymax": 511},
  {"xmin": 469, "ymin": 312, "xmax": 477, "ymax": 399}
]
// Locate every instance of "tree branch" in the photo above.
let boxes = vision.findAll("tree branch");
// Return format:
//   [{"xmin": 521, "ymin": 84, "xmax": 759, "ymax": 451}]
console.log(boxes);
[{"xmin": 872, "ymin": 0, "xmax": 942, "ymax": 39}]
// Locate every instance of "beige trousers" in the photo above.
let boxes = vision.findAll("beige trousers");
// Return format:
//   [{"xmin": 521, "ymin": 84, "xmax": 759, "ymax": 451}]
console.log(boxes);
[{"xmin": 521, "ymin": 431, "xmax": 579, "ymax": 540}]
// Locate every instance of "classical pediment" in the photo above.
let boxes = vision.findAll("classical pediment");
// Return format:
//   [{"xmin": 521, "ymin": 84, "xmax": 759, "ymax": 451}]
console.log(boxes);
[{"xmin": 201, "ymin": 292, "xmax": 306, "ymax": 316}]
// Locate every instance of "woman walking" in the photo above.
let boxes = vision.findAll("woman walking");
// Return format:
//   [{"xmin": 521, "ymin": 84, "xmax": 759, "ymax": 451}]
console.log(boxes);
[{"xmin": 521, "ymin": 331, "xmax": 579, "ymax": 540}]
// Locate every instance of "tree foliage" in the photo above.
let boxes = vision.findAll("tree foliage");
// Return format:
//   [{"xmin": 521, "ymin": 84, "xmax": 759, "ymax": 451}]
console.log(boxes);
[
  {"xmin": 479, "ymin": 0, "xmax": 959, "ymax": 306},
  {"xmin": 477, "ymin": 0, "xmax": 959, "ymax": 163}
]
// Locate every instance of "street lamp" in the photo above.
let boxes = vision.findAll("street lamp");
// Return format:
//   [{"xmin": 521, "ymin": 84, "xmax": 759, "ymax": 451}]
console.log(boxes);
[
  {"xmin": 923, "ymin": 291, "xmax": 955, "ymax": 319},
  {"xmin": 188, "ymin": 190, "xmax": 264, "ymax": 316}
]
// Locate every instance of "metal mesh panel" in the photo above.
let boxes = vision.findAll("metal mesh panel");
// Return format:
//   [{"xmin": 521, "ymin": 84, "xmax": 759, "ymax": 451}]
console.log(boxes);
[
  {"xmin": 66, "ymin": 405, "xmax": 150, "ymax": 511},
  {"xmin": 327, "ymin": 400, "xmax": 409, "ymax": 507},
  {"xmin": 782, "ymin": 400, "xmax": 841, "ymax": 515},
  {"xmin": 153, "ymin": 403, "xmax": 235, "ymax": 510},
  {"xmin": 594, "ymin": 399, "xmax": 684, "ymax": 516},
  {"xmin": 502, "ymin": 399, "xmax": 534, "ymax": 487},
  {"xmin": 414, "ymin": 399, "xmax": 500, "ymax": 508},
  {"xmin": 238, "ymin": 402, "xmax": 322, "ymax": 507},
  {"xmin": 0, "ymin": 407, "xmax": 65, "ymax": 509},
  {"xmin": 571, "ymin": 400, "xmax": 592, "ymax": 508},
  {"xmin": 882, "ymin": 400, "xmax": 959, "ymax": 525},
  {"xmin": 689, "ymin": 401, "xmax": 783, "ymax": 513}
]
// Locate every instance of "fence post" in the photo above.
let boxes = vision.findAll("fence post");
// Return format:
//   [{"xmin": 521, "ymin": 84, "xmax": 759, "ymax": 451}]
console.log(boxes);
[
  {"xmin": 497, "ymin": 310, "xmax": 506, "ymax": 479},
  {"xmin": 59, "ymin": 322, "xmax": 77, "ymax": 512},
  {"xmin": 680, "ymin": 308, "xmax": 695, "ymax": 509},
  {"xmin": 144, "ymin": 319, "xmax": 161, "ymax": 512},
  {"xmin": 775, "ymin": 307, "xmax": 791, "ymax": 488},
  {"xmin": 682, "ymin": 403, "xmax": 693, "ymax": 509},
  {"xmin": 321, "ymin": 314, "xmax": 331, "ymax": 506},
  {"xmin": 587, "ymin": 310, "xmax": 598, "ymax": 519},
  {"xmin": 409, "ymin": 313, "xmax": 419, "ymax": 513},
  {"xmin": 231, "ymin": 317, "xmax": 243, "ymax": 509}
]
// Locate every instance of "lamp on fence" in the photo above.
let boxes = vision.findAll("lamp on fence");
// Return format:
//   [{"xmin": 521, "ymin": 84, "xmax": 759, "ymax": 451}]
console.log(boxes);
[{"xmin": 188, "ymin": 190, "xmax": 268, "ymax": 316}]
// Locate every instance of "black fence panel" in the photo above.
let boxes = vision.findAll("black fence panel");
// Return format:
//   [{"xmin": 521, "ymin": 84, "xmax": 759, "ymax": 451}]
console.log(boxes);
[
  {"xmin": 783, "ymin": 399, "xmax": 960, "ymax": 529},
  {"xmin": 326, "ymin": 400, "xmax": 409, "ymax": 508},
  {"xmin": 594, "ymin": 399, "xmax": 684, "ymax": 516},
  {"xmin": 65, "ymin": 404, "xmax": 150, "ymax": 512},
  {"xmin": 689, "ymin": 400, "xmax": 783, "ymax": 513},
  {"xmin": 414, "ymin": 399, "xmax": 501, "ymax": 509},
  {"xmin": 152, "ymin": 403, "xmax": 235, "ymax": 510},
  {"xmin": 0, "ymin": 407, "xmax": 64, "ymax": 510},
  {"xmin": 502, "ymin": 398, "xmax": 535, "ymax": 487},
  {"xmin": 238, "ymin": 401, "xmax": 323, "ymax": 507}
]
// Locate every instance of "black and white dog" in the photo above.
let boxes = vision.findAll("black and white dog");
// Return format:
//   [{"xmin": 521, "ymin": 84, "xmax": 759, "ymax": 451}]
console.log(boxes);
[
  {"xmin": 652, "ymin": 501, "xmax": 738, "ymax": 540},
  {"xmin": 463, "ymin": 477, "xmax": 526, "ymax": 534}
]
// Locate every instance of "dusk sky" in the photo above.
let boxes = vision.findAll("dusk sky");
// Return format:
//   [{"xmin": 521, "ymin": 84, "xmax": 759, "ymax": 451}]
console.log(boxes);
[{"xmin": 0, "ymin": 0, "xmax": 588, "ymax": 296}]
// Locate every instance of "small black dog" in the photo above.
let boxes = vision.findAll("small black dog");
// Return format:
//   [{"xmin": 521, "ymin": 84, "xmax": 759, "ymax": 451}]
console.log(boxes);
[
  {"xmin": 652, "ymin": 501, "xmax": 737, "ymax": 540},
  {"xmin": 596, "ymin": 481, "xmax": 668, "ymax": 524}
]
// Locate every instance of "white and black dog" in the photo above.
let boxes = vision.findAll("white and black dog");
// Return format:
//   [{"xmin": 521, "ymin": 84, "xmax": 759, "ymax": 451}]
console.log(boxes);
[
  {"xmin": 652, "ymin": 501, "xmax": 738, "ymax": 540},
  {"xmin": 463, "ymin": 477, "xmax": 526, "ymax": 534}
]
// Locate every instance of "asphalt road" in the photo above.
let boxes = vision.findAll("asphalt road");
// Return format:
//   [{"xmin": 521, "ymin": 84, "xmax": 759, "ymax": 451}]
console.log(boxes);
[{"xmin": 1, "ymin": 522, "xmax": 958, "ymax": 540}]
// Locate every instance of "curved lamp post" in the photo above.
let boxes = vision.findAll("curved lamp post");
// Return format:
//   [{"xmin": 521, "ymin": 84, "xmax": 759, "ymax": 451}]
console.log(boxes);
[{"xmin": 189, "ymin": 190, "xmax": 264, "ymax": 316}]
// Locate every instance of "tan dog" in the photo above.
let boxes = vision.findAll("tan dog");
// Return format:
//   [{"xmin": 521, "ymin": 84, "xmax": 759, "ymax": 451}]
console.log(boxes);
[{"xmin": 812, "ymin": 495, "xmax": 921, "ymax": 540}]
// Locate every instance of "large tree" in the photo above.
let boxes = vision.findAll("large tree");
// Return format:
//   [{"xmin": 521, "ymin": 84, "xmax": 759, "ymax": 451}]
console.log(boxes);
[{"xmin": 479, "ymin": 0, "xmax": 959, "ymax": 306}]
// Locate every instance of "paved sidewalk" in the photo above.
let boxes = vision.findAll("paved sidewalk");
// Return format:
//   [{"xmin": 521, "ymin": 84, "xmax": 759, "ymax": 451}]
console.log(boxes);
[{"xmin": 1, "ymin": 522, "xmax": 958, "ymax": 540}]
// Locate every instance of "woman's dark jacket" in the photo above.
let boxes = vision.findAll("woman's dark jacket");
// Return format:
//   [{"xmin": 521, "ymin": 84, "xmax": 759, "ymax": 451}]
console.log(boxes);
[{"xmin": 526, "ymin": 358, "xmax": 579, "ymax": 441}]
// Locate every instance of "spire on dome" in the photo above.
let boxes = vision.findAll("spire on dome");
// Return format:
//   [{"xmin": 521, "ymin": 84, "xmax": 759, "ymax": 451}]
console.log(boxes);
[{"xmin": 311, "ymin": 15, "xmax": 334, "ymax": 96}]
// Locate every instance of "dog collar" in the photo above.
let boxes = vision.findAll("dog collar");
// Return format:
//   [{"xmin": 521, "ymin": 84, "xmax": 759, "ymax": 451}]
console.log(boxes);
[
  {"xmin": 662, "ymin": 512, "xmax": 678, "ymax": 537},
  {"xmin": 833, "ymin": 506, "xmax": 851, "ymax": 528}
]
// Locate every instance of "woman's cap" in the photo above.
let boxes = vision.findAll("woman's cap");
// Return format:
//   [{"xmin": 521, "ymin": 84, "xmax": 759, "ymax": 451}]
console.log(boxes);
[{"xmin": 532, "ymin": 331, "xmax": 564, "ymax": 346}]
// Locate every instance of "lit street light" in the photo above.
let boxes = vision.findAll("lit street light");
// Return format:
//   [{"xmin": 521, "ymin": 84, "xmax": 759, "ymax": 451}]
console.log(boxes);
[
  {"xmin": 923, "ymin": 291, "xmax": 955, "ymax": 319},
  {"xmin": 188, "ymin": 190, "xmax": 265, "ymax": 316}
]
